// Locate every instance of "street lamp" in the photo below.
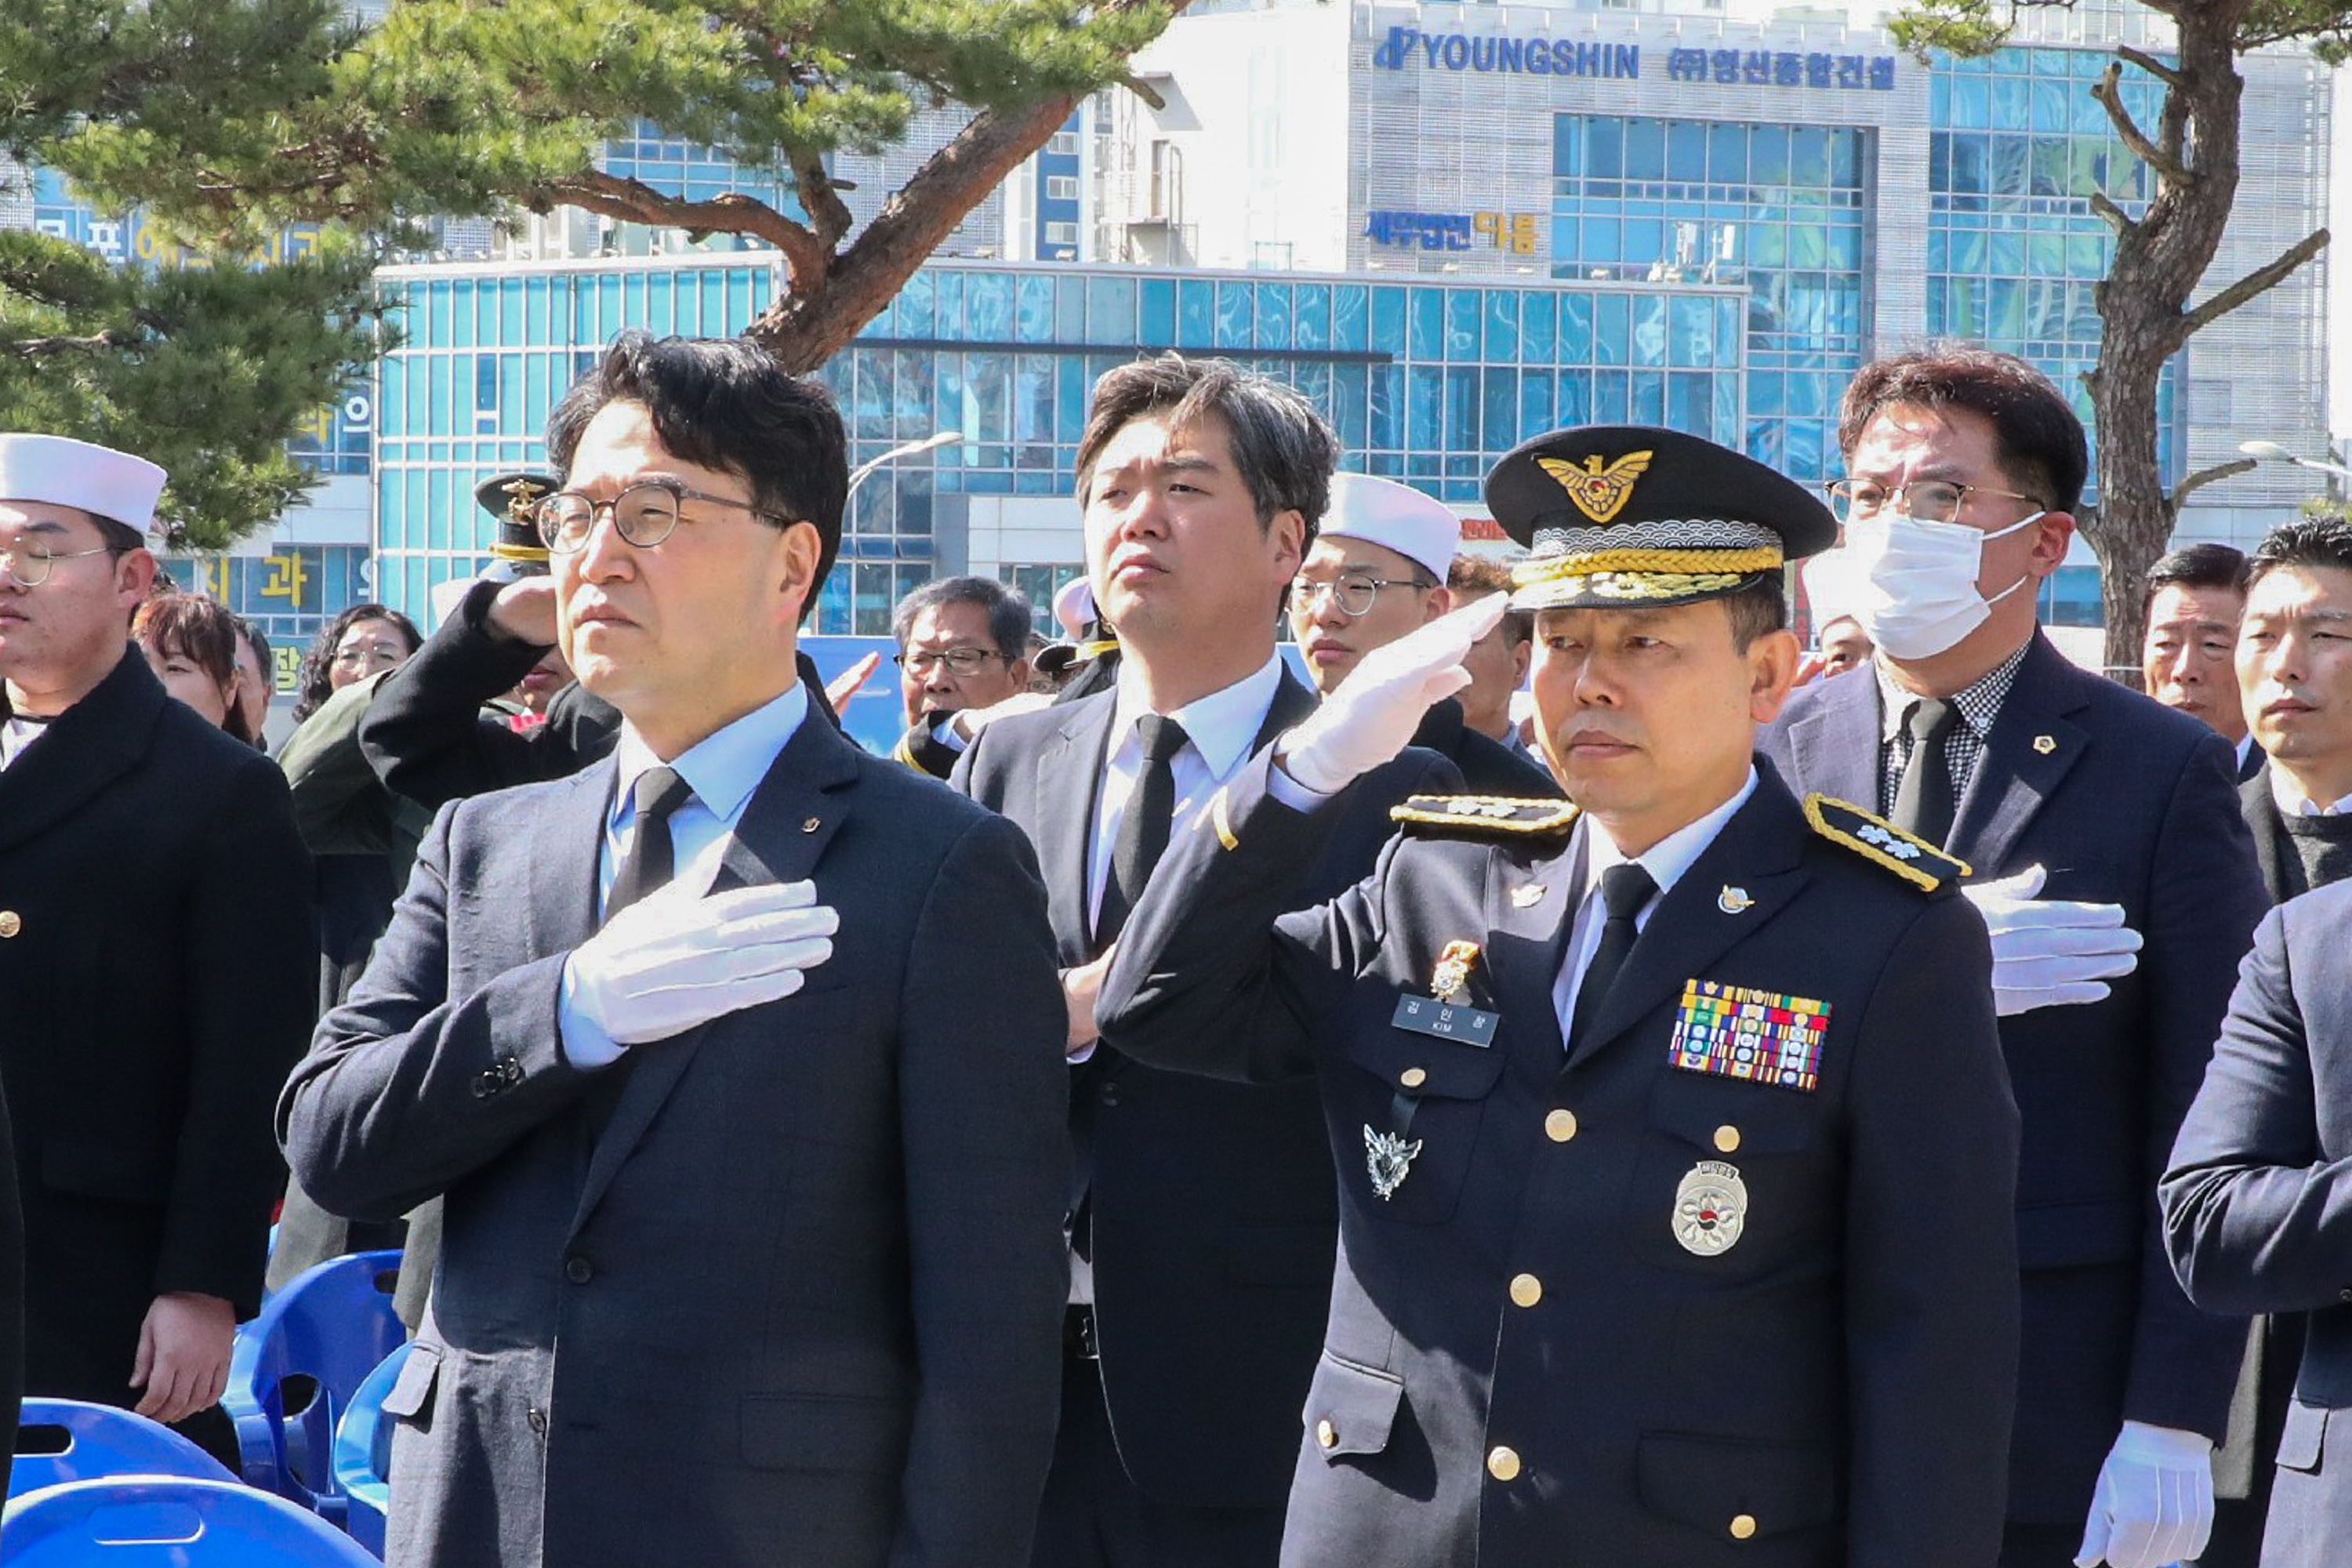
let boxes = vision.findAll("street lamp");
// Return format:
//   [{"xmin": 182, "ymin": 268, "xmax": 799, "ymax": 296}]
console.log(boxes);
[
  {"xmin": 2237, "ymin": 438, "xmax": 2352, "ymax": 485},
  {"xmin": 848, "ymin": 430, "xmax": 962, "ymax": 499}
]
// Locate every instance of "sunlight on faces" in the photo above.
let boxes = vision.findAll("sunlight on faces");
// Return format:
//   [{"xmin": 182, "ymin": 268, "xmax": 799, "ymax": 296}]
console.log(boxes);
[
  {"xmin": 1083, "ymin": 412, "xmax": 1301, "ymax": 648},
  {"xmin": 140, "ymin": 642, "xmax": 233, "ymax": 728},
  {"xmin": 1817, "ymin": 615, "xmax": 1873, "ymax": 677},
  {"xmin": 898, "ymin": 599, "xmax": 1026, "ymax": 725},
  {"xmin": 0, "ymin": 501, "xmax": 151, "ymax": 697},
  {"xmin": 1288, "ymin": 535, "xmax": 1447, "ymax": 695},
  {"xmin": 554, "ymin": 401, "xmax": 822, "ymax": 757},
  {"xmin": 2238, "ymin": 564, "xmax": 2352, "ymax": 786},
  {"xmin": 1531, "ymin": 598, "xmax": 1797, "ymax": 855},
  {"xmin": 1848, "ymin": 401, "xmax": 2069, "ymax": 619},
  {"xmin": 328, "ymin": 615, "xmax": 414, "ymax": 691},
  {"xmin": 2142, "ymin": 582, "xmax": 2247, "ymax": 741},
  {"xmin": 1454, "ymin": 592, "xmax": 1528, "ymax": 739}
]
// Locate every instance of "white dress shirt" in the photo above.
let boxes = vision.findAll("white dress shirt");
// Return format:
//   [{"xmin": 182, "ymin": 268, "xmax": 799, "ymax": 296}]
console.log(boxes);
[
  {"xmin": 2270, "ymin": 771, "xmax": 2352, "ymax": 818},
  {"xmin": 1550, "ymin": 767, "xmax": 1759, "ymax": 1043}
]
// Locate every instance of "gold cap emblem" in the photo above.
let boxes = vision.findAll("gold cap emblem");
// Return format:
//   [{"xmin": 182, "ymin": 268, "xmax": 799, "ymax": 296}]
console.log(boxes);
[{"xmin": 1536, "ymin": 451, "xmax": 1652, "ymax": 524}]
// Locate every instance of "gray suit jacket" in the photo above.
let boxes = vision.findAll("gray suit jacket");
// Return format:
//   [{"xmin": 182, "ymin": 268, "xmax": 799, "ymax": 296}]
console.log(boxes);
[{"xmin": 280, "ymin": 713, "xmax": 1073, "ymax": 1568}]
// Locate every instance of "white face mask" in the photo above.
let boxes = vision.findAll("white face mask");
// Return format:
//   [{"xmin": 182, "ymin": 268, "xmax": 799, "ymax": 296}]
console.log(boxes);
[{"xmin": 1836, "ymin": 510, "xmax": 2043, "ymax": 661}]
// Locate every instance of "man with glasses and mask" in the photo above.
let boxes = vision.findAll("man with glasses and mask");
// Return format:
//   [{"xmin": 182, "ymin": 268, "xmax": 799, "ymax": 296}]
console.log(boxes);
[
  {"xmin": 1292, "ymin": 474, "xmax": 1556, "ymax": 798},
  {"xmin": 890, "ymin": 575, "xmax": 1033, "ymax": 779},
  {"xmin": 282, "ymin": 333, "xmax": 1071, "ymax": 1568},
  {"xmin": 0, "ymin": 433, "xmax": 315, "ymax": 1463},
  {"xmin": 1759, "ymin": 347, "xmax": 2267, "ymax": 1568}
]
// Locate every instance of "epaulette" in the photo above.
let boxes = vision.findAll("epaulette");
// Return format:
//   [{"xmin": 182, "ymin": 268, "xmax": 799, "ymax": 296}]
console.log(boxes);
[
  {"xmin": 1801, "ymin": 793, "xmax": 1970, "ymax": 892},
  {"xmin": 1392, "ymin": 794, "xmax": 1581, "ymax": 839}
]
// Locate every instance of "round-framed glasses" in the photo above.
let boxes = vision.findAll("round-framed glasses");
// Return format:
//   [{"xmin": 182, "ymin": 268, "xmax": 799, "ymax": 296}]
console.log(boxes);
[
  {"xmin": 894, "ymin": 647, "xmax": 1009, "ymax": 677},
  {"xmin": 535, "ymin": 480, "xmax": 791, "ymax": 553},
  {"xmin": 0, "ymin": 541, "xmax": 123, "ymax": 589},
  {"xmin": 1290, "ymin": 572, "xmax": 1435, "ymax": 618},
  {"xmin": 1824, "ymin": 478, "xmax": 2043, "ymax": 526}
]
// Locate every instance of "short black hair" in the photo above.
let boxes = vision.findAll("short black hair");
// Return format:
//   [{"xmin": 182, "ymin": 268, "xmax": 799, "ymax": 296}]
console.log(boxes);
[
  {"xmin": 1446, "ymin": 554, "xmax": 1531, "ymax": 648},
  {"xmin": 1076, "ymin": 354, "xmax": 1339, "ymax": 550},
  {"xmin": 1841, "ymin": 344, "xmax": 2089, "ymax": 516},
  {"xmin": 546, "ymin": 331, "xmax": 848, "ymax": 624},
  {"xmin": 2249, "ymin": 514, "xmax": 2352, "ymax": 589},
  {"xmin": 891, "ymin": 575, "xmax": 1033, "ymax": 659},
  {"xmin": 2143, "ymin": 541, "xmax": 2249, "ymax": 615},
  {"xmin": 1723, "ymin": 576, "xmax": 1788, "ymax": 651}
]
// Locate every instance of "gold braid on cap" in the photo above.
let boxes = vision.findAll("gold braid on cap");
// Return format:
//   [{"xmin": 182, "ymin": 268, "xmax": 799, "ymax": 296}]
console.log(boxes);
[{"xmin": 1512, "ymin": 546, "xmax": 1782, "ymax": 586}]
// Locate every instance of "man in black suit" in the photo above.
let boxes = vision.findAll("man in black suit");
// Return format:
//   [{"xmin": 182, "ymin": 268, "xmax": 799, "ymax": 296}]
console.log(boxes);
[
  {"xmin": 1098, "ymin": 426, "xmax": 2021, "ymax": 1566},
  {"xmin": 2162, "ymin": 874, "xmax": 2352, "ymax": 1568},
  {"xmin": 1290, "ymin": 474, "xmax": 1556, "ymax": 797},
  {"xmin": 946, "ymin": 355, "xmax": 1457, "ymax": 1566},
  {"xmin": 2143, "ymin": 542, "xmax": 2259, "ymax": 780},
  {"xmin": 0, "ymin": 433, "xmax": 316, "ymax": 1457},
  {"xmin": 1758, "ymin": 347, "xmax": 2267, "ymax": 1568},
  {"xmin": 281, "ymin": 333, "xmax": 1070, "ymax": 1568}
]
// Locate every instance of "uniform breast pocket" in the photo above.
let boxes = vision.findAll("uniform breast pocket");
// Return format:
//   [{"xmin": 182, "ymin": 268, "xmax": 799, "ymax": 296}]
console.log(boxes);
[
  {"xmin": 1626, "ymin": 1084, "xmax": 1836, "ymax": 1279},
  {"xmin": 1342, "ymin": 1025, "xmax": 1505, "ymax": 1225}
]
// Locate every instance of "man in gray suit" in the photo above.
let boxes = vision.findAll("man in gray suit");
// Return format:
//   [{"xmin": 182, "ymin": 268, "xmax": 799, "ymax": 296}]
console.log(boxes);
[{"xmin": 280, "ymin": 332, "xmax": 1073, "ymax": 1568}]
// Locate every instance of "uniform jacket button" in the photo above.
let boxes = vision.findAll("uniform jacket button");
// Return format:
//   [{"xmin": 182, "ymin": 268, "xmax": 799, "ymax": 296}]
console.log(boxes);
[
  {"xmin": 564, "ymin": 1255, "xmax": 593, "ymax": 1285},
  {"xmin": 1315, "ymin": 1418, "xmax": 1337, "ymax": 1449},
  {"xmin": 1486, "ymin": 1445, "xmax": 1521, "ymax": 1482},
  {"xmin": 1730, "ymin": 1513, "xmax": 1758, "ymax": 1540},
  {"xmin": 1508, "ymin": 1273, "xmax": 1542, "ymax": 1308},
  {"xmin": 0, "ymin": 910, "xmax": 20, "ymax": 938},
  {"xmin": 1545, "ymin": 1109, "xmax": 1577, "ymax": 1142}
]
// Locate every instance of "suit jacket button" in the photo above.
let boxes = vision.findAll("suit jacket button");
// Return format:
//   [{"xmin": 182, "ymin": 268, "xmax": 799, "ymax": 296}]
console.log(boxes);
[
  {"xmin": 564, "ymin": 1255, "xmax": 593, "ymax": 1285},
  {"xmin": 1730, "ymin": 1514, "xmax": 1758, "ymax": 1540},
  {"xmin": 1486, "ymin": 1445, "xmax": 1521, "ymax": 1482},
  {"xmin": 2339, "ymin": 1287, "xmax": 2352, "ymax": 1304},
  {"xmin": 504, "ymin": 1058, "xmax": 524, "ymax": 1084},
  {"xmin": 0, "ymin": 910, "xmax": 19, "ymax": 938},
  {"xmin": 526, "ymin": 1406, "xmax": 547, "ymax": 1436},
  {"xmin": 1099, "ymin": 1083, "xmax": 1120, "ymax": 1106},
  {"xmin": 1315, "ymin": 1418, "xmax": 1337, "ymax": 1449}
]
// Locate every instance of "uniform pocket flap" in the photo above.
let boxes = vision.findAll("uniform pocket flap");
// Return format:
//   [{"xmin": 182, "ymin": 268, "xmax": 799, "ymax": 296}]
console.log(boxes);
[
  {"xmin": 379, "ymin": 1343, "xmax": 440, "ymax": 1423},
  {"xmin": 1302, "ymin": 1352, "xmax": 1404, "ymax": 1461},
  {"xmin": 2014, "ymin": 1197, "xmax": 2141, "ymax": 1269},
  {"xmin": 1345, "ymin": 1027, "xmax": 1505, "ymax": 1101},
  {"xmin": 2277, "ymin": 1399, "xmax": 2328, "ymax": 1474},
  {"xmin": 1636, "ymin": 1431, "xmax": 1841, "ymax": 1539},
  {"xmin": 741, "ymin": 1393, "xmax": 908, "ymax": 1475},
  {"xmin": 38, "ymin": 1139, "xmax": 172, "ymax": 1203},
  {"xmin": 1646, "ymin": 1094, "xmax": 1817, "ymax": 1156}
]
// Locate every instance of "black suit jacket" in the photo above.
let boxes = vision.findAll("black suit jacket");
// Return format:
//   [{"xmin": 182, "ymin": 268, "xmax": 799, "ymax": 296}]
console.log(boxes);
[
  {"xmin": 1099, "ymin": 757, "xmax": 2020, "ymax": 1566},
  {"xmin": 2163, "ymin": 878, "xmax": 2352, "ymax": 1568},
  {"xmin": 0, "ymin": 649, "xmax": 315, "ymax": 1401},
  {"xmin": 1409, "ymin": 698, "xmax": 1559, "ymax": 799},
  {"xmin": 951, "ymin": 669, "xmax": 1458, "ymax": 1510},
  {"xmin": 1762, "ymin": 632, "xmax": 2265, "ymax": 1522},
  {"xmin": 282, "ymin": 712, "xmax": 1071, "ymax": 1568}
]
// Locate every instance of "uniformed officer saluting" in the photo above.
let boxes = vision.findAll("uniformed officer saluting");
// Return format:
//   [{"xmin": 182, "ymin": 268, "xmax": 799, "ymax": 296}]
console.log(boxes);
[{"xmin": 1098, "ymin": 426, "xmax": 2023, "ymax": 1566}]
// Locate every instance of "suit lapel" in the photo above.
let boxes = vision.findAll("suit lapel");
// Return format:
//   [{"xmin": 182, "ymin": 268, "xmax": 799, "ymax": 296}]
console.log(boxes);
[
  {"xmin": 1569, "ymin": 776, "xmax": 1812, "ymax": 1072},
  {"xmin": 524, "ymin": 762, "xmax": 612, "ymax": 961},
  {"xmin": 0, "ymin": 648, "xmax": 160, "ymax": 855},
  {"xmin": 1480, "ymin": 830, "xmax": 1584, "ymax": 1063},
  {"xmin": 1947, "ymin": 634, "xmax": 2086, "ymax": 877},
  {"xmin": 2241, "ymin": 764, "xmax": 2285, "ymax": 903},
  {"xmin": 1041, "ymin": 693, "xmax": 1117, "ymax": 964},
  {"xmin": 1782, "ymin": 669, "xmax": 1880, "ymax": 808},
  {"xmin": 570, "ymin": 715, "xmax": 862, "ymax": 1235},
  {"xmin": 1255, "ymin": 668, "xmax": 1318, "ymax": 754}
]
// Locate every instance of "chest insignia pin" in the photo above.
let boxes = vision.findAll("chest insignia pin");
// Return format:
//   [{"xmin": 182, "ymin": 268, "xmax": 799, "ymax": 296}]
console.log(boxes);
[
  {"xmin": 1364, "ymin": 1126, "xmax": 1424, "ymax": 1201},
  {"xmin": 1716, "ymin": 884, "xmax": 1754, "ymax": 914},
  {"xmin": 1510, "ymin": 883, "xmax": 1546, "ymax": 909},
  {"xmin": 1672, "ymin": 1160, "xmax": 1749, "ymax": 1256},
  {"xmin": 1430, "ymin": 938, "xmax": 1482, "ymax": 1001}
]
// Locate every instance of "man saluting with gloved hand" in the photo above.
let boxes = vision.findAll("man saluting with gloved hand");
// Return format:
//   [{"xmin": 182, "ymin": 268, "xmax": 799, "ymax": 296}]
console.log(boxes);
[
  {"xmin": 1099, "ymin": 425, "xmax": 2022, "ymax": 1566},
  {"xmin": 1761, "ymin": 346, "xmax": 2267, "ymax": 1568},
  {"xmin": 281, "ymin": 332, "xmax": 1072, "ymax": 1568}
]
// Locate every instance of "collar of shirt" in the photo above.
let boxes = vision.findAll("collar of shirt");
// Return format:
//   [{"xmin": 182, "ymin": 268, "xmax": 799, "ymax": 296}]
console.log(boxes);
[
  {"xmin": 2269, "ymin": 771, "xmax": 2352, "ymax": 818},
  {"xmin": 0, "ymin": 713, "xmax": 49, "ymax": 770},
  {"xmin": 1106, "ymin": 652, "xmax": 1285, "ymax": 783},
  {"xmin": 1872, "ymin": 641, "xmax": 2030, "ymax": 746},
  {"xmin": 2235, "ymin": 732, "xmax": 2257, "ymax": 771},
  {"xmin": 603, "ymin": 681, "xmax": 810, "ymax": 902},
  {"xmin": 1577, "ymin": 764, "xmax": 1761, "ymax": 923}
]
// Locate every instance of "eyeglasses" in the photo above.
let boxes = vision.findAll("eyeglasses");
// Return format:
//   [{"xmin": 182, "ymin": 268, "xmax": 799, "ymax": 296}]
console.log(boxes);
[
  {"xmin": 1824, "ymin": 478, "xmax": 2043, "ymax": 526},
  {"xmin": 0, "ymin": 540, "xmax": 122, "ymax": 589},
  {"xmin": 894, "ymin": 646, "xmax": 1008, "ymax": 677},
  {"xmin": 332, "ymin": 640, "xmax": 410, "ymax": 669},
  {"xmin": 535, "ymin": 480, "xmax": 790, "ymax": 553},
  {"xmin": 1290, "ymin": 572, "xmax": 1435, "ymax": 618}
]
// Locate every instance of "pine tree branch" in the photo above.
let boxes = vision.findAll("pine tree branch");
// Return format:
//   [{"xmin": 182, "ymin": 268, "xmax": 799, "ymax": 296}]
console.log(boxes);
[
  {"xmin": 2089, "ymin": 190, "xmax": 2136, "ymax": 238},
  {"xmin": 0, "ymin": 328, "xmax": 145, "ymax": 358},
  {"xmin": 789, "ymin": 150, "xmax": 854, "ymax": 252},
  {"xmin": 2171, "ymin": 456, "xmax": 2255, "ymax": 507},
  {"xmin": 2095, "ymin": 60, "xmax": 2191, "ymax": 186},
  {"xmin": 2180, "ymin": 226, "xmax": 2329, "ymax": 336},
  {"xmin": 2115, "ymin": 44, "xmax": 2186, "ymax": 92},
  {"xmin": 534, "ymin": 168, "xmax": 826, "ymax": 281}
]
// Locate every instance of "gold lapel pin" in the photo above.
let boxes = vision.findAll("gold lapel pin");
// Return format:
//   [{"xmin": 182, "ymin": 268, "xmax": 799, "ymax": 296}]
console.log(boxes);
[
  {"xmin": 1717, "ymin": 885, "xmax": 1754, "ymax": 915},
  {"xmin": 801, "ymin": 817, "xmax": 822, "ymax": 833},
  {"xmin": 2033, "ymin": 735, "xmax": 2057, "ymax": 755},
  {"xmin": 1510, "ymin": 883, "xmax": 1546, "ymax": 909}
]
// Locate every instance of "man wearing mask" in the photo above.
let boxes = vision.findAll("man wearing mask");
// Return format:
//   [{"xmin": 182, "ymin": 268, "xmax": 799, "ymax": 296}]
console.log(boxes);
[
  {"xmin": 1760, "ymin": 347, "xmax": 2266, "ymax": 1568},
  {"xmin": 2143, "ymin": 543, "xmax": 2256, "ymax": 778},
  {"xmin": 1291, "ymin": 475, "xmax": 1555, "ymax": 797}
]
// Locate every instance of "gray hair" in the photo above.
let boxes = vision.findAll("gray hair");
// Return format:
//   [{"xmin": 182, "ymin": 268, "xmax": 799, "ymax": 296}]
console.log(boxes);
[
  {"xmin": 891, "ymin": 575, "xmax": 1033, "ymax": 659},
  {"xmin": 1075, "ymin": 354, "xmax": 1340, "ymax": 547}
]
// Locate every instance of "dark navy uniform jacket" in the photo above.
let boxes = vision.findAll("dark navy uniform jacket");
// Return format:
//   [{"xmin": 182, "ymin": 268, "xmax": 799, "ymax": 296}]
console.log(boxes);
[
  {"xmin": 1762, "ymin": 632, "xmax": 2265, "ymax": 1523},
  {"xmin": 1099, "ymin": 753, "xmax": 2020, "ymax": 1566},
  {"xmin": 2164, "ymin": 877, "xmax": 2352, "ymax": 1568}
]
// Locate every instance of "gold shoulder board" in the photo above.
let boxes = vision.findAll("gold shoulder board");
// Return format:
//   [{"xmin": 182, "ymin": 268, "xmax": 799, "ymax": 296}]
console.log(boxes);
[
  {"xmin": 1802, "ymin": 793, "xmax": 1971, "ymax": 892},
  {"xmin": 1392, "ymin": 795, "xmax": 1582, "ymax": 838}
]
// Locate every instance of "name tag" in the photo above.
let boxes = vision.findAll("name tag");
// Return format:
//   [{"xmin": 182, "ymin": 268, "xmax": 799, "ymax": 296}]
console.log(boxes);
[{"xmin": 1392, "ymin": 994, "xmax": 1499, "ymax": 1047}]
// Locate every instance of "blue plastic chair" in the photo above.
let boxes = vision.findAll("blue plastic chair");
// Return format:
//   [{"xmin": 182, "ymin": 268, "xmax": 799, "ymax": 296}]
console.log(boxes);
[
  {"xmin": 328, "ymin": 1342, "xmax": 412, "ymax": 1559},
  {"xmin": 220, "ymin": 1249, "xmax": 404, "ymax": 1528},
  {"xmin": 9, "ymin": 1399, "xmax": 234, "ymax": 1497},
  {"xmin": 0, "ymin": 1475, "xmax": 379, "ymax": 1564}
]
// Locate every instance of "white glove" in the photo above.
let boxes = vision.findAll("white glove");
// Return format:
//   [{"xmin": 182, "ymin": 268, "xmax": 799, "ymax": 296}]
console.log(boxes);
[
  {"xmin": 2074, "ymin": 1421, "xmax": 2214, "ymax": 1568},
  {"xmin": 564, "ymin": 878, "xmax": 838, "ymax": 1050},
  {"xmin": 1279, "ymin": 593, "xmax": 1508, "ymax": 795},
  {"xmin": 1959, "ymin": 864, "xmax": 2141, "ymax": 1016}
]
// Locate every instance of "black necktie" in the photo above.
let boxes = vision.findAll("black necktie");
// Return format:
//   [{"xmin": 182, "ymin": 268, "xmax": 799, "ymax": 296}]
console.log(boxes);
[
  {"xmin": 1568, "ymin": 862, "xmax": 1658, "ymax": 1050},
  {"xmin": 1095, "ymin": 714, "xmax": 1190, "ymax": 950},
  {"xmin": 605, "ymin": 765, "xmax": 695, "ymax": 920},
  {"xmin": 1891, "ymin": 698, "xmax": 1959, "ymax": 848}
]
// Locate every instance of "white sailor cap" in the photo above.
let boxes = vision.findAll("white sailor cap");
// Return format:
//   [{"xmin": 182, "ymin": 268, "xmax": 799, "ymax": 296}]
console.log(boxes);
[
  {"xmin": 1319, "ymin": 474, "xmax": 1462, "ymax": 582},
  {"xmin": 0, "ymin": 434, "xmax": 168, "ymax": 540}
]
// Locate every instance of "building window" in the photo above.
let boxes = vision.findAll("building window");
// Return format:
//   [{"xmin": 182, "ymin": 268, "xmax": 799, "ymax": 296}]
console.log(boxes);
[
  {"xmin": 1044, "ymin": 221, "xmax": 1080, "ymax": 246},
  {"xmin": 1046, "ymin": 132, "xmax": 1080, "ymax": 156},
  {"xmin": 1046, "ymin": 176, "xmax": 1079, "ymax": 201}
]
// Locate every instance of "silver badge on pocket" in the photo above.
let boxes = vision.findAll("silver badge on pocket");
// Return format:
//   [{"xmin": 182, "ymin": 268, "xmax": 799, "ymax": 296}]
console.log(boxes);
[
  {"xmin": 1672, "ymin": 1160, "xmax": 1748, "ymax": 1256},
  {"xmin": 1364, "ymin": 1126, "xmax": 1423, "ymax": 1200}
]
